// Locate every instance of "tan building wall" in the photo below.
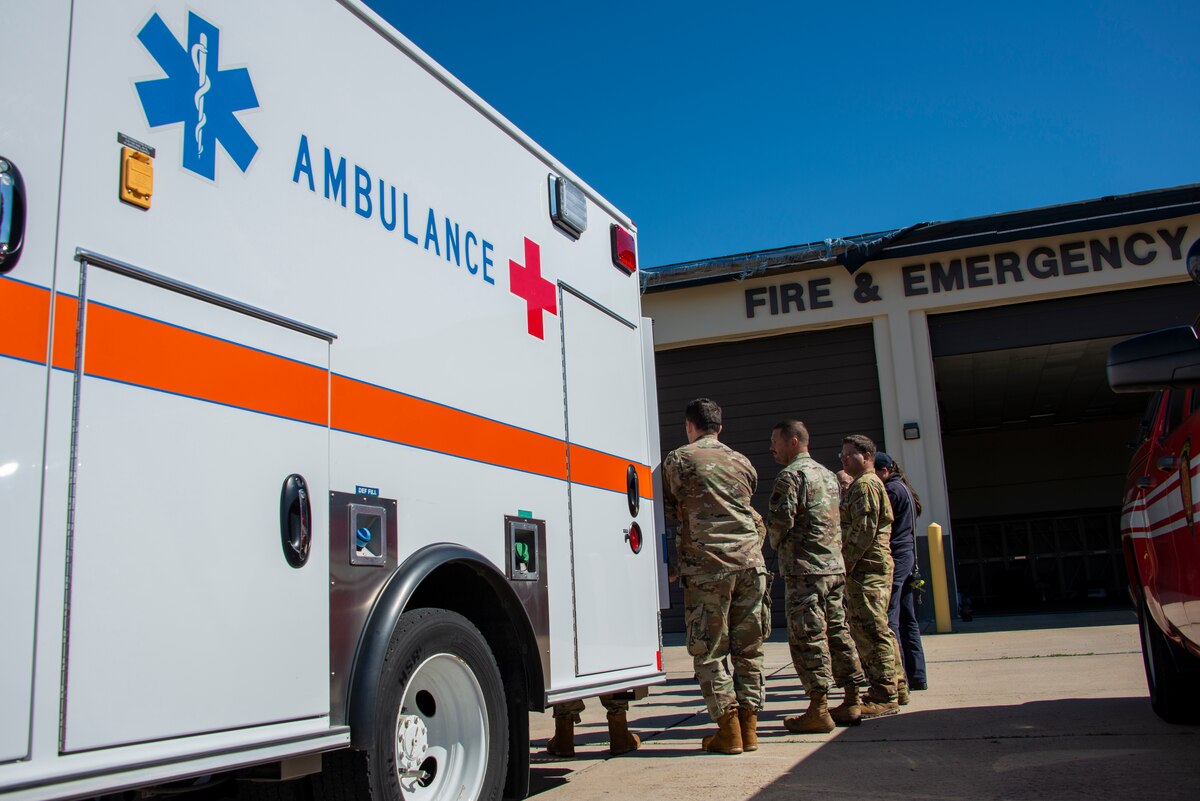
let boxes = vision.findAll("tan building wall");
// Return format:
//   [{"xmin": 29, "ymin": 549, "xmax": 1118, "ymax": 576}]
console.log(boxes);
[{"xmin": 644, "ymin": 211, "xmax": 1200, "ymax": 610}]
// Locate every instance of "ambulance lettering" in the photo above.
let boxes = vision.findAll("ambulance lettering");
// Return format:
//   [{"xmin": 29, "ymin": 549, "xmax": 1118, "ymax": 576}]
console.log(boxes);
[{"xmin": 293, "ymin": 135, "xmax": 559, "ymax": 339}]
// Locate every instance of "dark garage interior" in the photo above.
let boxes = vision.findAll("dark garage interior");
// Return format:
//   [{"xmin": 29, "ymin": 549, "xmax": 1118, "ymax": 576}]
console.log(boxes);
[{"xmin": 933, "ymin": 282, "xmax": 1200, "ymax": 614}]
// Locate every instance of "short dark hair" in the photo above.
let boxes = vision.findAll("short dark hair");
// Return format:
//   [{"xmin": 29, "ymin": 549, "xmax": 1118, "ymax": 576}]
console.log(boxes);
[
  {"xmin": 773, "ymin": 419, "xmax": 809, "ymax": 447},
  {"xmin": 685, "ymin": 398, "xmax": 722, "ymax": 433},
  {"xmin": 842, "ymin": 434, "xmax": 877, "ymax": 458}
]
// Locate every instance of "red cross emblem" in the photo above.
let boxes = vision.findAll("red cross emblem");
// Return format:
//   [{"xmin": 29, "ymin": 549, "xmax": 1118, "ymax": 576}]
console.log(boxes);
[{"xmin": 508, "ymin": 237, "xmax": 557, "ymax": 339}]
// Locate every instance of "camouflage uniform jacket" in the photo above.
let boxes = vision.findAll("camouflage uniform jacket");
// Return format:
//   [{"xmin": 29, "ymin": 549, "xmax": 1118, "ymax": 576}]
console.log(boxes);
[
  {"xmin": 662, "ymin": 434, "xmax": 765, "ymax": 576},
  {"xmin": 840, "ymin": 471, "xmax": 894, "ymax": 577},
  {"xmin": 767, "ymin": 454, "xmax": 844, "ymax": 576}
]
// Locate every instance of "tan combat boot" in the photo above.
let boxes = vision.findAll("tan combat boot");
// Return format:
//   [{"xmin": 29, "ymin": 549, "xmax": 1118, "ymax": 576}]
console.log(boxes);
[
  {"xmin": 607, "ymin": 710, "xmax": 641, "ymax": 756},
  {"xmin": 829, "ymin": 684, "xmax": 863, "ymax": 727},
  {"xmin": 701, "ymin": 708, "xmax": 743, "ymax": 754},
  {"xmin": 737, "ymin": 708, "xmax": 758, "ymax": 751},
  {"xmin": 860, "ymin": 687, "xmax": 900, "ymax": 720},
  {"xmin": 545, "ymin": 716, "xmax": 575, "ymax": 757},
  {"xmin": 897, "ymin": 682, "xmax": 910, "ymax": 706},
  {"xmin": 784, "ymin": 691, "xmax": 835, "ymax": 734}
]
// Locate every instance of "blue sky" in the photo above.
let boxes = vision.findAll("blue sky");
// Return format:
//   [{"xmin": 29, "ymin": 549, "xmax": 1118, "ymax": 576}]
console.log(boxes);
[{"xmin": 364, "ymin": 1, "xmax": 1200, "ymax": 269}]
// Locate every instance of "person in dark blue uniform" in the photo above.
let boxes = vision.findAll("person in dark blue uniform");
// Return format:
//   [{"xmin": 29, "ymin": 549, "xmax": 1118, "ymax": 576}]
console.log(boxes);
[{"xmin": 874, "ymin": 453, "xmax": 928, "ymax": 690}]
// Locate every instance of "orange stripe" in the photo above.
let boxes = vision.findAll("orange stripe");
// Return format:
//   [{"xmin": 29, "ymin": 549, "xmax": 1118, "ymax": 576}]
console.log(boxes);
[
  {"xmin": 569, "ymin": 444, "xmax": 654, "ymax": 499},
  {"xmin": 3, "ymin": 280, "xmax": 652, "ymax": 490},
  {"xmin": 0, "ymin": 278, "xmax": 52, "ymax": 365},
  {"xmin": 332, "ymin": 374, "xmax": 569, "ymax": 479},
  {"xmin": 83, "ymin": 302, "xmax": 328, "ymax": 425},
  {"xmin": 52, "ymin": 294, "xmax": 79, "ymax": 371}
]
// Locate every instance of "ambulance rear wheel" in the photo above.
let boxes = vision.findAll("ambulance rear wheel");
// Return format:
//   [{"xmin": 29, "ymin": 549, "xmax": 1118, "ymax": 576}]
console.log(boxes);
[{"xmin": 369, "ymin": 608, "xmax": 508, "ymax": 801}]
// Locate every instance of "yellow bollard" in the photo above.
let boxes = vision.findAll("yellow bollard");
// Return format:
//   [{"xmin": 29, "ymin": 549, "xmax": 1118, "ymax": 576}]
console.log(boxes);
[{"xmin": 927, "ymin": 523, "xmax": 952, "ymax": 633}]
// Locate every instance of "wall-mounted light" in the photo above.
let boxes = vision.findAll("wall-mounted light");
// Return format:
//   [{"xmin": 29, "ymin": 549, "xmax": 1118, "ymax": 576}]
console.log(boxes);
[{"xmin": 903, "ymin": 422, "xmax": 921, "ymax": 440}]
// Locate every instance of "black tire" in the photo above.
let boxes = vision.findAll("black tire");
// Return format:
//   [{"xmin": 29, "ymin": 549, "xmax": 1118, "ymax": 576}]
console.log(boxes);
[
  {"xmin": 1138, "ymin": 595, "xmax": 1200, "ymax": 724},
  {"xmin": 317, "ymin": 608, "xmax": 508, "ymax": 801}
]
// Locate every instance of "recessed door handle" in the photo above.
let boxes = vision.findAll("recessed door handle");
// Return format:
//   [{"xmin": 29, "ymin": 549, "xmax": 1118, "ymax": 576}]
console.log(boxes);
[
  {"xmin": 626, "ymin": 464, "xmax": 640, "ymax": 517},
  {"xmin": 280, "ymin": 474, "xmax": 312, "ymax": 568}
]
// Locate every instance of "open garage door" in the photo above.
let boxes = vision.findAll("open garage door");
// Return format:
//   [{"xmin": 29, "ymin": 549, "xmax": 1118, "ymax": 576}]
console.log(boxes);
[
  {"xmin": 931, "ymin": 282, "xmax": 1200, "ymax": 614},
  {"xmin": 653, "ymin": 324, "xmax": 884, "ymax": 631}
]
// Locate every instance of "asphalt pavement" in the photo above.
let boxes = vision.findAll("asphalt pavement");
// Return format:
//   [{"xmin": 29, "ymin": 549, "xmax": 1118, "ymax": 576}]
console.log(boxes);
[{"xmin": 527, "ymin": 609, "xmax": 1200, "ymax": 801}]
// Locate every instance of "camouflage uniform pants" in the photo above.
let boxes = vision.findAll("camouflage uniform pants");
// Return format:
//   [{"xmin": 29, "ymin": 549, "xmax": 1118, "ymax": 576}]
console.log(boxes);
[
  {"xmin": 683, "ymin": 567, "xmax": 767, "ymax": 720},
  {"xmin": 784, "ymin": 573, "xmax": 864, "ymax": 695},
  {"xmin": 552, "ymin": 695, "xmax": 628, "ymax": 722},
  {"xmin": 846, "ymin": 567, "xmax": 899, "ymax": 701},
  {"xmin": 760, "ymin": 571, "xmax": 775, "ymax": 637}
]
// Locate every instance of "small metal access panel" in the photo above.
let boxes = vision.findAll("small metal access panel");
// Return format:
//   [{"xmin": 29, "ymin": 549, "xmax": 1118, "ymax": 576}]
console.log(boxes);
[
  {"xmin": 329, "ymin": 491, "xmax": 398, "ymax": 724},
  {"xmin": 504, "ymin": 514, "xmax": 549, "ymax": 683}
]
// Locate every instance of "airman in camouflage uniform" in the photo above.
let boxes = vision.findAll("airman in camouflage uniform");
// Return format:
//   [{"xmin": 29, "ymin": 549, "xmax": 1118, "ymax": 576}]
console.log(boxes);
[
  {"xmin": 835, "ymin": 463, "xmax": 907, "ymax": 707},
  {"xmin": 767, "ymin": 420, "xmax": 864, "ymax": 733},
  {"xmin": 839, "ymin": 434, "xmax": 900, "ymax": 718},
  {"xmin": 663, "ymin": 398, "xmax": 766, "ymax": 755},
  {"xmin": 546, "ymin": 695, "xmax": 640, "ymax": 757}
]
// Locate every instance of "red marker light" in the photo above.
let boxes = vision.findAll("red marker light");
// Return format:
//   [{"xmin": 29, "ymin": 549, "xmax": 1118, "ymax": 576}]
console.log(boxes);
[
  {"xmin": 627, "ymin": 522, "xmax": 643, "ymax": 554},
  {"xmin": 611, "ymin": 224, "xmax": 637, "ymax": 274}
]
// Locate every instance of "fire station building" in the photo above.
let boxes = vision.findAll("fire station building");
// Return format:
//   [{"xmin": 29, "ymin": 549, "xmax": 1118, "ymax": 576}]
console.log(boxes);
[{"xmin": 642, "ymin": 184, "xmax": 1200, "ymax": 628}]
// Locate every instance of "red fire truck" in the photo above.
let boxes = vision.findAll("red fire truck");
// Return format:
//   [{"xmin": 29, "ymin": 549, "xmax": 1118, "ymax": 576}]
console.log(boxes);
[{"xmin": 1107, "ymin": 239, "xmax": 1200, "ymax": 723}]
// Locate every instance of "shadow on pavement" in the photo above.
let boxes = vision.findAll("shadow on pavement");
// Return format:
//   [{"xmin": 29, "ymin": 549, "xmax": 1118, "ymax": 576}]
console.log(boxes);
[
  {"xmin": 527, "ymin": 766, "xmax": 572, "ymax": 795},
  {"xmin": 740, "ymin": 696, "xmax": 1199, "ymax": 801},
  {"xmin": 531, "ymin": 696, "xmax": 1200, "ymax": 798}
]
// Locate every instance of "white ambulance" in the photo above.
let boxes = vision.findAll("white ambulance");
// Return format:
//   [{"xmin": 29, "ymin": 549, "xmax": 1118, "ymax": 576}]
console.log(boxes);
[{"xmin": 0, "ymin": 2, "xmax": 666, "ymax": 799}]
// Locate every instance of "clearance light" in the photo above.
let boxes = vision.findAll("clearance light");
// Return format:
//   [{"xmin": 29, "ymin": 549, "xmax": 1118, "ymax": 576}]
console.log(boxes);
[
  {"xmin": 611, "ymin": 224, "xmax": 636, "ymax": 274},
  {"xmin": 548, "ymin": 174, "xmax": 587, "ymax": 238},
  {"xmin": 626, "ymin": 522, "xmax": 643, "ymax": 554}
]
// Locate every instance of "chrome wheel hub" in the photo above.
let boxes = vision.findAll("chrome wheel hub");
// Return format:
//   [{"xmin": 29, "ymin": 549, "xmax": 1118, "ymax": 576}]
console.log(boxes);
[{"xmin": 396, "ymin": 713, "xmax": 431, "ymax": 782}]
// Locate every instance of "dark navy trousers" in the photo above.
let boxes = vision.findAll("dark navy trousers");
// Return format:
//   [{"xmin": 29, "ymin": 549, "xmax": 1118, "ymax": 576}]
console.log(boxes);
[{"xmin": 887, "ymin": 573, "xmax": 927, "ymax": 686}]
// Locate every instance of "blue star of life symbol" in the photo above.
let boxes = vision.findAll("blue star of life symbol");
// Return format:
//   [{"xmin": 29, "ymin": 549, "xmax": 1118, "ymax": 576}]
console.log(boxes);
[{"xmin": 135, "ymin": 12, "xmax": 259, "ymax": 181}]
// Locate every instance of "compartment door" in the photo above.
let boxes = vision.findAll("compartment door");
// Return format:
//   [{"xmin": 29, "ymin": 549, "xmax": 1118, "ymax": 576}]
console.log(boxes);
[
  {"xmin": 0, "ymin": 0, "xmax": 72, "ymax": 761},
  {"xmin": 61, "ymin": 258, "xmax": 331, "ymax": 751},
  {"xmin": 0, "ymin": 272, "xmax": 51, "ymax": 763},
  {"xmin": 561, "ymin": 287, "xmax": 657, "ymax": 676},
  {"xmin": 0, "ymin": 275, "xmax": 47, "ymax": 763}
]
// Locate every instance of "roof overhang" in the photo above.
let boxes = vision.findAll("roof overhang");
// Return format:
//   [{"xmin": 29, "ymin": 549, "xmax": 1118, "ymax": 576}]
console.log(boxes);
[{"xmin": 641, "ymin": 183, "xmax": 1200, "ymax": 293}]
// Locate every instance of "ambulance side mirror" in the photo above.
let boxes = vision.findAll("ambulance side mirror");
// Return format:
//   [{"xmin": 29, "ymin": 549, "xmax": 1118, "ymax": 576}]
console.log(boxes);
[
  {"xmin": 1108, "ymin": 326, "xmax": 1200, "ymax": 393},
  {"xmin": 0, "ymin": 156, "xmax": 26, "ymax": 275}
]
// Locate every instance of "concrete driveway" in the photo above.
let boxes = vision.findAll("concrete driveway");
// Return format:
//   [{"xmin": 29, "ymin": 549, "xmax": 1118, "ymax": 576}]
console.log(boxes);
[{"xmin": 527, "ymin": 610, "xmax": 1200, "ymax": 801}]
